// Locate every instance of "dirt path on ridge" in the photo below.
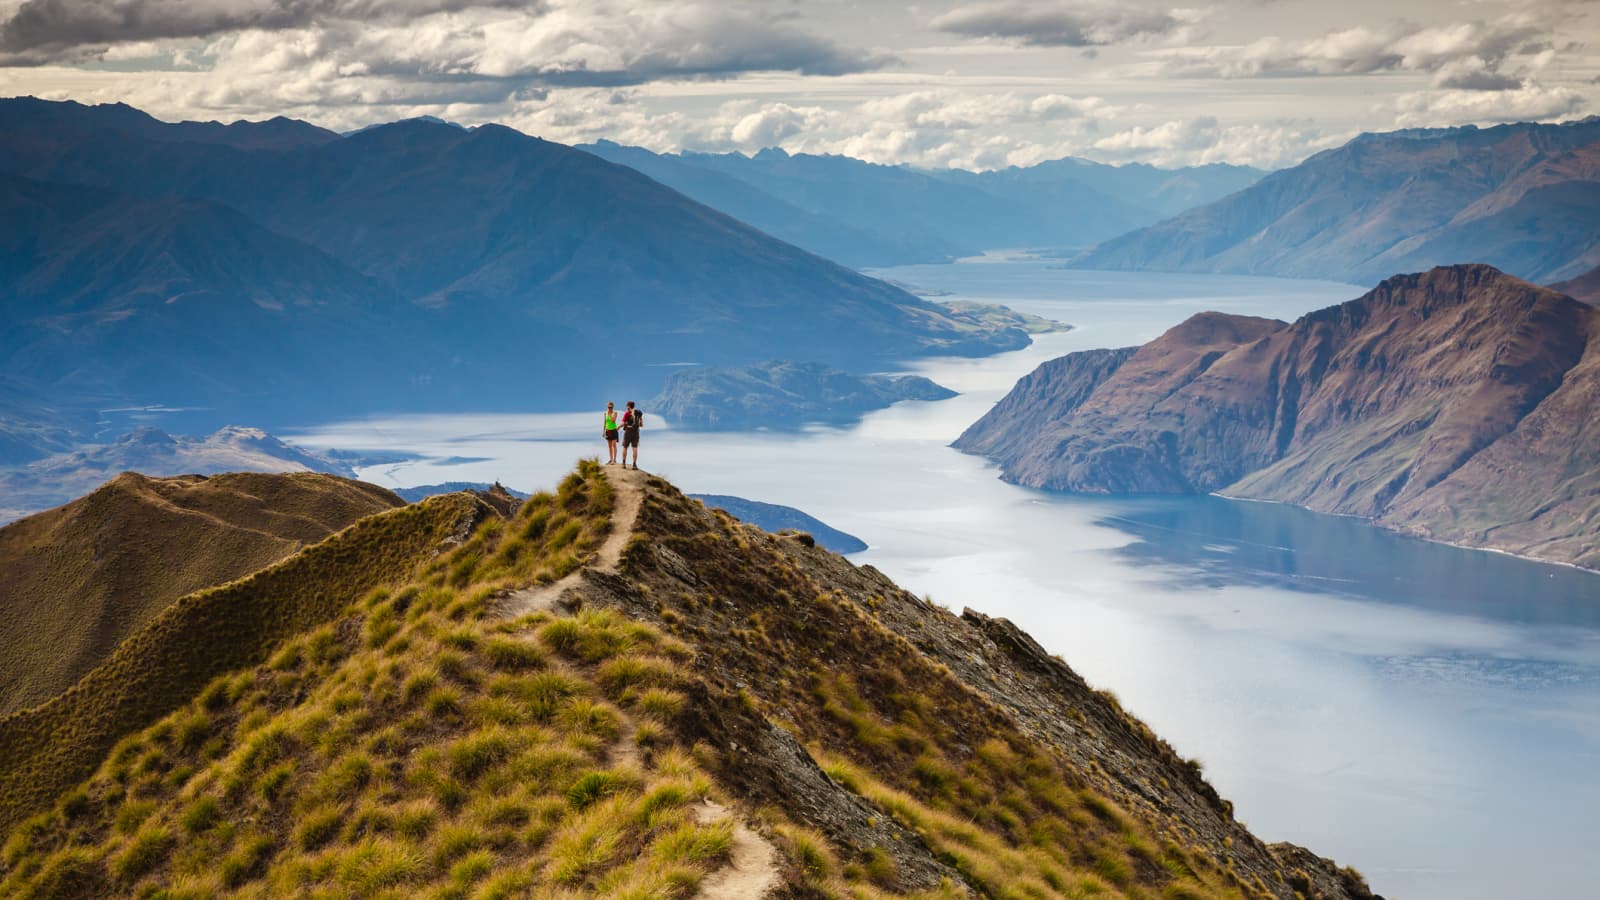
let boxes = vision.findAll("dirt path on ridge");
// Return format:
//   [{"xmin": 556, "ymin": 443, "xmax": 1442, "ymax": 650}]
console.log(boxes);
[
  {"xmin": 693, "ymin": 801, "xmax": 782, "ymax": 900},
  {"xmin": 494, "ymin": 465, "xmax": 782, "ymax": 898},
  {"xmin": 498, "ymin": 464, "xmax": 645, "ymax": 617}
]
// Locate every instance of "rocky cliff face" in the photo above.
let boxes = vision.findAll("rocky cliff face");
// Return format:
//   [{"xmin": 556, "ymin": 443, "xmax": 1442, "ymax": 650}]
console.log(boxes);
[{"xmin": 958, "ymin": 264, "xmax": 1600, "ymax": 569}]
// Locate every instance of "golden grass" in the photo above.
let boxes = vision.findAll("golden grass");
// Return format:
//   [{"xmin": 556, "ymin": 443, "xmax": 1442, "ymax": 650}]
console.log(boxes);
[
  {"xmin": 0, "ymin": 461, "xmax": 741, "ymax": 899},
  {"xmin": 0, "ymin": 472, "xmax": 402, "ymax": 716},
  {"xmin": 0, "ymin": 490, "xmax": 484, "ymax": 835}
]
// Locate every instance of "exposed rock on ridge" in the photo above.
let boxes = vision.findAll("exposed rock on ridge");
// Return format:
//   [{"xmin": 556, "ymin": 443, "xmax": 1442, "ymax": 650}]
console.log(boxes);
[{"xmin": 958, "ymin": 264, "xmax": 1600, "ymax": 569}]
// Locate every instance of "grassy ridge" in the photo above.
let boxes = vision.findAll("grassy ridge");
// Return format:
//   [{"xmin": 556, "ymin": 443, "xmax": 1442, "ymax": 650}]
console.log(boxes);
[
  {"xmin": 0, "ymin": 472, "xmax": 403, "ymax": 715},
  {"xmin": 0, "ymin": 490, "xmax": 480, "ymax": 834},
  {"xmin": 1, "ymin": 462, "xmax": 1371, "ymax": 898},
  {"xmin": 0, "ymin": 462, "xmax": 745, "ymax": 898}
]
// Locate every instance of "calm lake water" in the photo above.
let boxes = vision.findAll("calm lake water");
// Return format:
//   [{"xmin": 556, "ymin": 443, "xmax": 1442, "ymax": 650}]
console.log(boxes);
[{"xmin": 290, "ymin": 260, "xmax": 1600, "ymax": 900}]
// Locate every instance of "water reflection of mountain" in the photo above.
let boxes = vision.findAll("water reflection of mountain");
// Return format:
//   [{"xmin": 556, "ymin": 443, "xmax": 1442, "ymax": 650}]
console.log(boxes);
[{"xmin": 1092, "ymin": 495, "xmax": 1600, "ymax": 629}]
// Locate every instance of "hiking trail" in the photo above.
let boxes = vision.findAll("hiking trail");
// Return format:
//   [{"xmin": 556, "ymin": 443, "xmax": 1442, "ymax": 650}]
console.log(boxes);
[
  {"xmin": 498, "ymin": 464, "xmax": 644, "ymax": 617},
  {"xmin": 496, "ymin": 465, "xmax": 781, "ymax": 898}
]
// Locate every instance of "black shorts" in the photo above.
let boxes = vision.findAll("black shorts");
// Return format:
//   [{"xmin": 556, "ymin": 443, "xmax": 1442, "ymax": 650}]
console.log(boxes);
[
  {"xmin": 605, "ymin": 429, "xmax": 619, "ymax": 441},
  {"xmin": 622, "ymin": 430, "xmax": 639, "ymax": 447}
]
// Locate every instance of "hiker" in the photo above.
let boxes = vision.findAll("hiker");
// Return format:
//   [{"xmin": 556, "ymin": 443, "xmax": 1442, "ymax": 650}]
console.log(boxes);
[
  {"xmin": 602, "ymin": 401, "xmax": 620, "ymax": 465},
  {"xmin": 620, "ymin": 400, "xmax": 642, "ymax": 470}
]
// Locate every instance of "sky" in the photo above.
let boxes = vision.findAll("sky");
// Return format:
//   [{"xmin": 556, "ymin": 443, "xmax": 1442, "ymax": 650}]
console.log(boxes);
[{"xmin": 0, "ymin": 0, "xmax": 1594, "ymax": 170}]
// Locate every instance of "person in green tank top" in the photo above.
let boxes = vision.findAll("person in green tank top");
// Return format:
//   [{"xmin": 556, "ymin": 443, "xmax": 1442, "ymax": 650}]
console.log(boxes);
[{"xmin": 603, "ymin": 401, "xmax": 620, "ymax": 465}]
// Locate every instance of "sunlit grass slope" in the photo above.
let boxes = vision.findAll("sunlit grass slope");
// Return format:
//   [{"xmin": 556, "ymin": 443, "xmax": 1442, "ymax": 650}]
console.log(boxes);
[
  {"xmin": 0, "ymin": 461, "xmax": 1373, "ymax": 899},
  {"xmin": 0, "ymin": 472, "xmax": 403, "ymax": 715},
  {"xmin": 0, "ymin": 487, "xmax": 481, "ymax": 836},
  {"xmin": 0, "ymin": 462, "xmax": 740, "ymax": 897}
]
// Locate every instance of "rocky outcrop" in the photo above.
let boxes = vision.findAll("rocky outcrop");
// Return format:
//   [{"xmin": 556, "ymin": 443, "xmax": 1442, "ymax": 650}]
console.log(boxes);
[
  {"xmin": 651, "ymin": 359, "xmax": 956, "ymax": 429},
  {"xmin": 959, "ymin": 264, "xmax": 1600, "ymax": 569}
]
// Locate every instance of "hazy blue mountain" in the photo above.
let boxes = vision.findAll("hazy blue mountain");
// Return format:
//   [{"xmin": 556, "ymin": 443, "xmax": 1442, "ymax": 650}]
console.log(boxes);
[
  {"xmin": 0, "ymin": 98, "xmax": 1026, "ymax": 433},
  {"xmin": 929, "ymin": 157, "xmax": 1265, "ymax": 220},
  {"xmin": 0, "ymin": 171, "xmax": 408, "ymax": 424},
  {"xmin": 580, "ymin": 140, "xmax": 954, "ymax": 266},
  {"xmin": 0, "ymin": 96, "xmax": 338, "ymax": 151},
  {"xmin": 1074, "ymin": 119, "xmax": 1600, "ymax": 285},
  {"xmin": 583, "ymin": 145, "xmax": 1265, "ymax": 263},
  {"xmin": 689, "ymin": 493, "xmax": 868, "ymax": 553},
  {"xmin": 676, "ymin": 148, "xmax": 1135, "ymax": 257}
]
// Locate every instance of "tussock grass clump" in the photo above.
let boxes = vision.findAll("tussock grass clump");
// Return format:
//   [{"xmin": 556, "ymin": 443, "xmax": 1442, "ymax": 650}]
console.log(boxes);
[{"xmin": 0, "ymin": 463, "xmax": 746, "ymax": 898}]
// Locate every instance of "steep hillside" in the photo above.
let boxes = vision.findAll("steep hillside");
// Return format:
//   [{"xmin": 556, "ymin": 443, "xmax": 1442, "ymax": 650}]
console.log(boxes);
[
  {"xmin": 0, "ymin": 171, "xmax": 406, "ymax": 422},
  {"xmin": 0, "ymin": 488, "xmax": 490, "ymax": 835},
  {"xmin": 958, "ymin": 264, "xmax": 1600, "ymax": 568},
  {"xmin": 1075, "ymin": 119, "xmax": 1600, "ymax": 284},
  {"xmin": 0, "ymin": 463, "xmax": 1377, "ymax": 898},
  {"xmin": 0, "ymin": 98, "xmax": 1027, "ymax": 425},
  {"xmin": 0, "ymin": 472, "xmax": 401, "ymax": 715}
]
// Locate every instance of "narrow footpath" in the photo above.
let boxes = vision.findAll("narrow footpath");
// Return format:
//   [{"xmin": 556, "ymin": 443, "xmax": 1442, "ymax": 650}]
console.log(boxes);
[{"xmin": 494, "ymin": 465, "xmax": 781, "ymax": 899}]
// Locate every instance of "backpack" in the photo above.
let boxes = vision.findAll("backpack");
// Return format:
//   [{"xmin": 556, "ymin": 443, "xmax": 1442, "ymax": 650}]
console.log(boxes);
[{"xmin": 626, "ymin": 409, "xmax": 643, "ymax": 429}]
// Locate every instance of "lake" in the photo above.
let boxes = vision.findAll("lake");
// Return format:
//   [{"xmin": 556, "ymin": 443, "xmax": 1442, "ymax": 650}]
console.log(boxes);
[{"xmin": 290, "ymin": 260, "xmax": 1600, "ymax": 900}]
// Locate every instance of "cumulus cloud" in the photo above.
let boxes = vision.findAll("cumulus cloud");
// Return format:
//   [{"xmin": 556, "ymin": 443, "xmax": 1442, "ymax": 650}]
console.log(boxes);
[
  {"xmin": 931, "ymin": 1, "xmax": 1202, "ymax": 48},
  {"xmin": 0, "ymin": 0, "xmax": 886, "ymax": 86},
  {"xmin": 1148, "ymin": 14, "xmax": 1550, "ymax": 88},
  {"xmin": 0, "ymin": 0, "xmax": 529, "ymax": 56},
  {"xmin": 1090, "ymin": 117, "xmax": 1348, "ymax": 168},
  {"xmin": 1392, "ymin": 83, "xmax": 1587, "ymax": 127}
]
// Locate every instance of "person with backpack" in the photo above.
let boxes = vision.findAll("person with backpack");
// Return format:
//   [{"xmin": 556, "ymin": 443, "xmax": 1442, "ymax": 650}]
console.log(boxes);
[
  {"xmin": 602, "ymin": 401, "xmax": 620, "ymax": 465},
  {"xmin": 620, "ymin": 400, "xmax": 643, "ymax": 470}
]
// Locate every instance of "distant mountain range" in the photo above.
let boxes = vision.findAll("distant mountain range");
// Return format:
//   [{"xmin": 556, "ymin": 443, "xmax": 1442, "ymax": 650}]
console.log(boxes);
[
  {"xmin": 0, "ymin": 97, "xmax": 1030, "ymax": 446},
  {"xmin": 0, "ymin": 426, "xmax": 354, "ymax": 522},
  {"xmin": 1074, "ymin": 119, "xmax": 1600, "ymax": 285},
  {"xmin": 581, "ymin": 141, "xmax": 1264, "ymax": 266},
  {"xmin": 958, "ymin": 264, "xmax": 1600, "ymax": 569}
]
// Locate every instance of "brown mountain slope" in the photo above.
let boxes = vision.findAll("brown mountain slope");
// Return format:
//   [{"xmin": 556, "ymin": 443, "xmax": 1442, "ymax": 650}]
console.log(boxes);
[
  {"xmin": 0, "ymin": 463, "xmax": 1377, "ymax": 899},
  {"xmin": 957, "ymin": 264, "xmax": 1600, "ymax": 568},
  {"xmin": 1075, "ymin": 119, "xmax": 1600, "ymax": 284},
  {"xmin": 0, "ymin": 471, "xmax": 402, "ymax": 715}
]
